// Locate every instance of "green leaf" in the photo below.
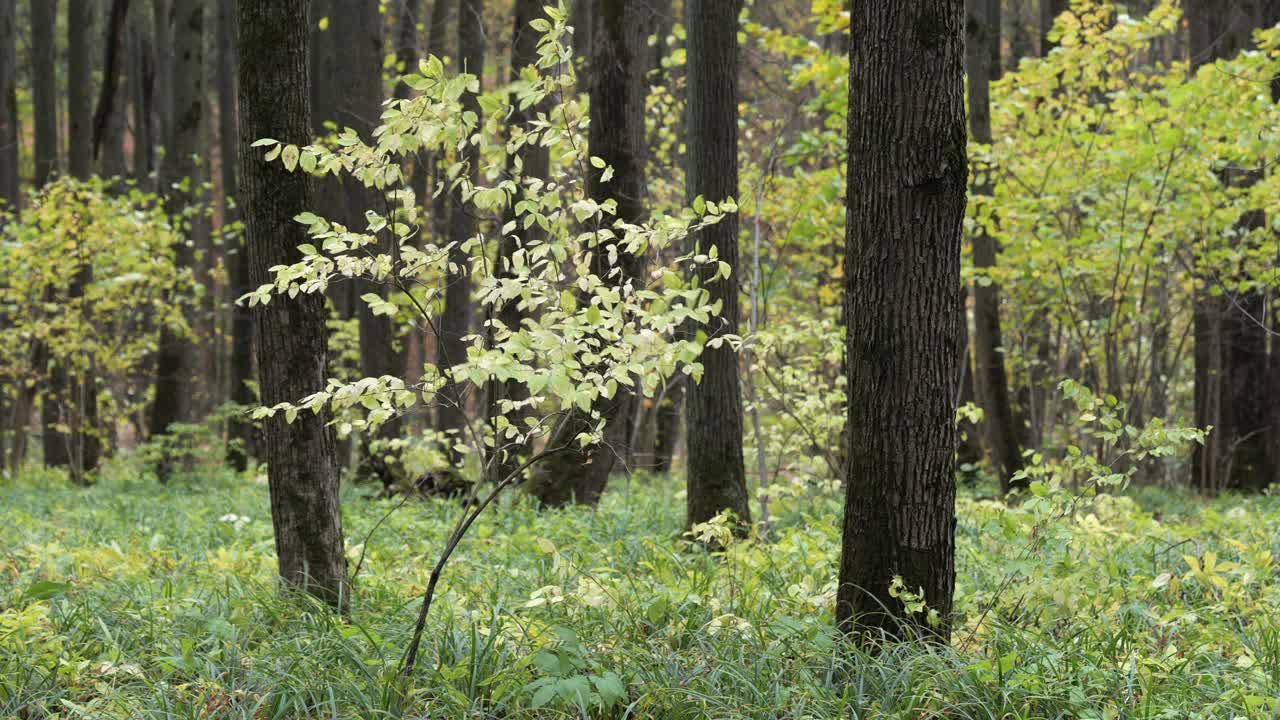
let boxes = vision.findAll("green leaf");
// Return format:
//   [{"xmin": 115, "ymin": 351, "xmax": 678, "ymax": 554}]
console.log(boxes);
[{"xmin": 25, "ymin": 581, "xmax": 70, "ymax": 600}]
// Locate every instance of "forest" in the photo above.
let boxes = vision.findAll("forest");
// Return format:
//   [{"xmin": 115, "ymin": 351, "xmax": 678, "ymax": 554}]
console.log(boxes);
[{"xmin": 2, "ymin": 0, "xmax": 1280, "ymax": 717}]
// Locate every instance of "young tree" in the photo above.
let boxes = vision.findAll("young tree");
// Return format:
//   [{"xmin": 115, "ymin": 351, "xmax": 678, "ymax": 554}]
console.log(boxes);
[
  {"xmin": 527, "ymin": 0, "xmax": 649, "ymax": 507},
  {"xmin": 436, "ymin": 0, "xmax": 485, "ymax": 468},
  {"xmin": 238, "ymin": 0, "xmax": 349, "ymax": 611},
  {"xmin": 149, "ymin": 0, "xmax": 203, "ymax": 460},
  {"xmin": 967, "ymin": 0, "xmax": 1024, "ymax": 490},
  {"xmin": 683, "ymin": 0, "xmax": 751, "ymax": 530},
  {"xmin": 0, "ymin": 0, "xmax": 16, "ymax": 208},
  {"xmin": 836, "ymin": 0, "xmax": 966, "ymax": 643}
]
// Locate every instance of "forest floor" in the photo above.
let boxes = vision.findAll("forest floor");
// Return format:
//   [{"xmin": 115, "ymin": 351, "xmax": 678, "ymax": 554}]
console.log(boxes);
[{"xmin": 2, "ymin": 458, "xmax": 1279, "ymax": 719}]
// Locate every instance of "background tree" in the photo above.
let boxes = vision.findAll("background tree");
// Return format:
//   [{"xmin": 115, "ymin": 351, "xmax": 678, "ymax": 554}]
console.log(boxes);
[
  {"xmin": 149, "ymin": 0, "xmax": 203, "ymax": 463},
  {"xmin": 0, "ymin": 0, "xmax": 16, "ymax": 209},
  {"xmin": 436, "ymin": 0, "xmax": 485, "ymax": 472},
  {"xmin": 968, "ymin": 0, "xmax": 1025, "ymax": 490},
  {"xmin": 527, "ymin": 0, "xmax": 649, "ymax": 507},
  {"xmin": 836, "ymin": 0, "xmax": 966, "ymax": 642},
  {"xmin": 683, "ymin": 0, "xmax": 751, "ymax": 530},
  {"xmin": 238, "ymin": 0, "xmax": 349, "ymax": 611}
]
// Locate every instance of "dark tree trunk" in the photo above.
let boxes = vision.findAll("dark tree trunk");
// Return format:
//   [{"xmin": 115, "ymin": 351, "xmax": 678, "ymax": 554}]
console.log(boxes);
[
  {"xmin": 1039, "ymin": 0, "xmax": 1068, "ymax": 55},
  {"xmin": 238, "ymin": 0, "xmax": 349, "ymax": 611},
  {"xmin": 129, "ymin": 10, "xmax": 156, "ymax": 180},
  {"xmin": 653, "ymin": 377, "xmax": 684, "ymax": 473},
  {"xmin": 485, "ymin": 0, "xmax": 547, "ymax": 483},
  {"xmin": 152, "ymin": 0, "xmax": 173, "ymax": 179},
  {"xmin": 1186, "ymin": 0, "xmax": 1273, "ymax": 493},
  {"xmin": 32, "ymin": 0, "xmax": 65, "ymax": 469},
  {"xmin": 528, "ymin": 0, "xmax": 648, "ymax": 507},
  {"xmin": 967, "ymin": 0, "xmax": 1024, "ymax": 491},
  {"xmin": 91, "ymin": 0, "xmax": 131, "ymax": 170},
  {"xmin": 31, "ymin": 0, "xmax": 59, "ymax": 186},
  {"xmin": 220, "ymin": 0, "xmax": 253, "ymax": 471},
  {"xmin": 836, "ymin": 0, "xmax": 966, "ymax": 644},
  {"xmin": 683, "ymin": 0, "xmax": 751, "ymax": 531},
  {"xmin": 0, "ymin": 0, "xmax": 16, "ymax": 208},
  {"xmin": 435, "ymin": 0, "xmax": 484, "ymax": 468},
  {"xmin": 148, "ymin": 0, "xmax": 203, "ymax": 465},
  {"xmin": 68, "ymin": 0, "xmax": 93, "ymax": 179}
]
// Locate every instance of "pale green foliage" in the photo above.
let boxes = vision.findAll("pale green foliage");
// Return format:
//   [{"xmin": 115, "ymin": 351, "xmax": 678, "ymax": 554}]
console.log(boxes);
[
  {"xmin": 243, "ymin": 5, "xmax": 728, "ymax": 465},
  {"xmin": 0, "ymin": 178, "xmax": 189, "ymax": 440}
]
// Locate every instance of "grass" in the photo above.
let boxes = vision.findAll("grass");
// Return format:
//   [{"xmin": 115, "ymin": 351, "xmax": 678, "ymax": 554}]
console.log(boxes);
[{"xmin": 2, "ymin": 457, "xmax": 1280, "ymax": 718}]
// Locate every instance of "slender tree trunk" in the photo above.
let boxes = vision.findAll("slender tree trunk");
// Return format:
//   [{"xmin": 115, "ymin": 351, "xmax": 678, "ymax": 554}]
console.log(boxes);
[
  {"xmin": 148, "ymin": 0, "xmax": 203, "ymax": 467},
  {"xmin": 528, "ymin": 0, "xmax": 648, "ymax": 507},
  {"xmin": 435, "ymin": 0, "xmax": 484, "ymax": 471},
  {"xmin": 485, "ymin": 0, "xmax": 547, "ymax": 483},
  {"xmin": 653, "ymin": 378, "xmax": 684, "ymax": 473},
  {"xmin": 0, "ymin": 0, "xmax": 16, "ymax": 208},
  {"xmin": 238, "ymin": 0, "xmax": 349, "ymax": 611},
  {"xmin": 220, "ymin": 0, "xmax": 253, "ymax": 471},
  {"xmin": 129, "ymin": 10, "xmax": 156, "ymax": 180},
  {"xmin": 1040, "ymin": 0, "xmax": 1069, "ymax": 55},
  {"xmin": 836, "ymin": 0, "xmax": 966, "ymax": 644},
  {"xmin": 683, "ymin": 0, "xmax": 751, "ymax": 531},
  {"xmin": 93, "ymin": 0, "xmax": 132, "ymax": 177},
  {"xmin": 69, "ymin": 0, "xmax": 94, "ymax": 179},
  {"xmin": 967, "ymin": 0, "xmax": 1024, "ymax": 491},
  {"xmin": 152, "ymin": 0, "xmax": 173, "ymax": 181},
  {"xmin": 32, "ymin": 0, "xmax": 59, "ymax": 186}
]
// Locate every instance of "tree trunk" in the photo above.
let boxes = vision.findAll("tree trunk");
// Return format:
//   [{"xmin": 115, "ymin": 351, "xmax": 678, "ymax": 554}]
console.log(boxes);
[
  {"xmin": 527, "ymin": 0, "xmax": 648, "ymax": 507},
  {"xmin": 93, "ymin": 0, "xmax": 132, "ymax": 177},
  {"xmin": 1186, "ymin": 0, "xmax": 1272, "ymax": 493},
  {"xmin": 220, "ymin": 0, "xmax": 254, "ymax": 471},
  {"xmin": 485, "ymin": 0, "xmax": 547, "ymax": 484},
  {"xmin": 683, "ymin": 0, "xmax": 751, "ymax": 531},
  {"xmin": 653, "ymin": 377, "xmax": 684, "ymax": 473},
  {"xmin": 0, "ymin": 0, "xmax": 16, "ymax": 208},
  {"xmin": 148, "ymin": 0, "xmax": 203, "ymax": 466},
  {"xmin": 129, "ymin": 9, "xmax": 156, "ymax": 180},
  {"xmin": 68, "ymin": 0, "xmax": 94, "ymax": 179},
  {"xmin": 967, "ymin": 0, "xmax": 1024, "ymax": 491},
  {"xmin": 238, "ymin": 0, "xmax": 349, "ymax": 611},
  {"xmin": 435, "ymin": 0, "xmax": 484, "ymax": 470},
  {"xmin": 836, "ymin": 0, "xmax": 966, "ymax": 644},
  {"xmin": 31, "ymin": 0, "xmax": 59, "ymax": 186},
  {"xmin": 1039, "ymin": 0, "xmax": 1068, "ymax": 55}
]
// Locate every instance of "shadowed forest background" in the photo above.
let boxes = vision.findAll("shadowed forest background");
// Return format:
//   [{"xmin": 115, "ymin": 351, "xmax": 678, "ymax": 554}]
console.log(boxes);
[{"xmin": 3, "ymin": 0, "xmax": 1280, "ymax": 717}]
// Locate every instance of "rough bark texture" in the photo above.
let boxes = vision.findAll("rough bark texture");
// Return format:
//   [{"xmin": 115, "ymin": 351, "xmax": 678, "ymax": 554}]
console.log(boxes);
[
  {"xmin": 238, "ymin": 0, "xmax": 349, "ymax": 611},
  {"xmin": 436, "ymin": 0, "xmax": 484, "ymax": 465},
  {"xmin": 220, "ymin": 0, "xmax": 253, "ymax": 471},
  {"xmin": 1186, "ymin": 0, "xmax": 1273, "ymax": 493},
  {"xmin": 836, "ymin": 0, "xmax": 966, "ymax": 643},
  {"xmin": 967, "ymin": 0, "xmax": 1023, "ymax": 491},
  {"xmin": 0, "ymin": 0, "xmax": 16, "ymax": 208},
  {"xmin": 31, "ymin": 0, "xmax": 59, "ymax": 186},
  {"xmin": 528, "ymin": 0, "xmax": 647, "ymax": 507},
  {"xmin": 683, "ymin": 0, "xmax": 751, "ymax": 530},
  {"xmin": 149, "ymin": 0, "xmax": 203, "ymax": 457},
  {"xmin": 485, "ymin": 0, "xmax": 547, "ymax": 483}
]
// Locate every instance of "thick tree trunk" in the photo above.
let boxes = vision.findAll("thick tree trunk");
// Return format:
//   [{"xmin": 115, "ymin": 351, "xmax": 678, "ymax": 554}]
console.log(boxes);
[
  {"xmin": 220, "ymin": 0, "xmax": 254, "ymax": 471},
  {"xmin": 836, "ymin": 0, "xmax": 966, "ymax": 644},
  {"xmin": 0, "ymin": 0, "xmax": 16, "ymax": 208},
  {"xmin": 527, "ymin": 0, "xmax": 647, "ymax": 507},
  {"xmin": 484, "ymin": 0, "xmax": 547, "ymax": 483},
  {"xmin": 967, "ymin": 0, "xmax": 1024, "ymax": 491},
  {"xmin": 68, "ymin": 0, "xmax": 93, "ymax": 179},
  {"xmin": 149, "ymin": 0, "xmax": 203, "ymax": 465},
  {"xmin": 435, "ymin": 0, "xmax": 484, "ymax": 469},
  {"xmin": 238, "ymin": 0, "xmax": 349, "ymax": 611},
  {"xmin": 683, "ymin": 0, "xmax": 751, "ymax": 531},
  {"xmin": 129, "ymin": 10, "xmax": 156, "ymax": 180}
]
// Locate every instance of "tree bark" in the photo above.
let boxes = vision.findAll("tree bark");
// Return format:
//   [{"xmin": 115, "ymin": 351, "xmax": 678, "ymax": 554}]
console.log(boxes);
[
  {"xmin": 238, "ymin": 0, "xmax": 349, "ymax": 611},
  {"xmin": 220, "ymin": 0, "xmax": 254, "ymax": 471},
  {"xmin": 528, "ymin": 0, "xmax": 648, "ymax": 507},
  {"xmin": 148, "ymin": 0, "xmax": 203, "ymax": 464},
  {"xmin": 1039, "ymin": 0, "xmax": 1069, "ymax": 55},
  {"xmin": 967, "ymin": 0, "xmax": 1024, "ymax": 491},
  {"xmin": 435, "ymin": 0, "xmax": 484, "ymax": 469},
  {"xmin": 683, "ymin": 0, "xmax": 751, "ymax": 531},
  {"xmin": 836, "ymin": 0, "xmax": 966, "ymax": 644},
  {"xmin": 0, "ymin": 0, "xmax": 16, "ymax": 208},
  {"xmin": 31, "ymin": 0, "xmax": 59, "ymax": 186},
  {"xmin": 68, "ymin": 0, "xmax": 94, "ymax": 179}
]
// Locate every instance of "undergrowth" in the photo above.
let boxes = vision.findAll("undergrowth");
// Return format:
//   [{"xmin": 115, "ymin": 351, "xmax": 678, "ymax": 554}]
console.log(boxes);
[{"xmin": 2, "ymin": 459, "xmax": 1279, "ymax": 718}]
